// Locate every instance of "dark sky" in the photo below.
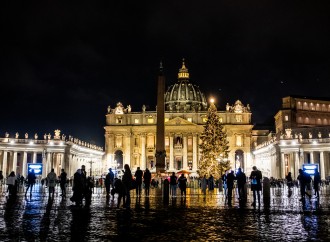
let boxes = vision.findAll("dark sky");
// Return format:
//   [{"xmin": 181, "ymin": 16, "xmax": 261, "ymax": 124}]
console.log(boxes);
[{"xmin": 1, "ymin": 1, "xmax": 330, "ymax": 146}]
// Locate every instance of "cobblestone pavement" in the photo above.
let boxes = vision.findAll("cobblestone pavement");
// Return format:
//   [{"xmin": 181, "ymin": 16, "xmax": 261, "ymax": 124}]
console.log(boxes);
[{"xmin": 1, "ymin": 184, "xmax": 330, "ymax": 241}]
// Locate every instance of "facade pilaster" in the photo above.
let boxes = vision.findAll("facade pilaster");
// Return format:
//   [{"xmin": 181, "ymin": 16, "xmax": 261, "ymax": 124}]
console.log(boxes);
[
  {"xmin": 32, "ymin": 152, "xmax": 37, "ymax": 163},
  {"xmin": 294, "ymin": 152, "xmax": 300, "ymax": 179},
  {"xmin": 193, "ymin": 135, "xmax": 198, "ymax": 172},
  {"xmin": 183, "ymin": 135, "xmax": 188, "ymax": 169},
  {"xmin": 281, "ymin": 153, "xmax": 285, "ymax": 178},
  {"xmin": 22, "ymin": 152, "xmax": 27, "ymax": 176},
  {"xmin": 169, "ymin": 134, "xmax": 174, "ymax": 170},
  {"xmin": 141, "ymin": 134, "xmax": 146, "ymax": 170},
  {"xmin": 124, "ymin": 133, "xmax": 131, "ymax": 166},
  {"xmin": 13, "ymin": 151, "xmax": 18, "ymax": 174},
  {"xmin": 310, "ymin": 151, "xmax": 314, "ymax": 164}
]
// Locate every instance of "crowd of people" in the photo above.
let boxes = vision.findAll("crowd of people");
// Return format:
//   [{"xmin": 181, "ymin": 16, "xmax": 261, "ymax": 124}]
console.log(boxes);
[{"xmin": 0, "ymin": 164, "xmax": 325, "ymax": 208}]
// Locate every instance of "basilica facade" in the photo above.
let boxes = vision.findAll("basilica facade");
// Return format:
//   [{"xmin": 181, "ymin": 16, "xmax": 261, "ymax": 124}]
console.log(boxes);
[{"xmin": 104, "ymin": 61, "xmax": 254, "ymax": 176}]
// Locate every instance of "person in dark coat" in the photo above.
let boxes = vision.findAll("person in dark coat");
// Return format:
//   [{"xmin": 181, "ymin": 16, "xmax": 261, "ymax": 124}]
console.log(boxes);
[
  {"xmin": 208, "ymin": 174, "xmax": 215, "ymax": 191},
  {"xmin": 143, "ymin": 168, "xmax": 151, "ymax": 197},
  {"xmin": 236, "ymin": 168, "xmax": 246, "ymax": 201},
  {"xmin": 25, "ymin": 169, "xmax": 36, "ymax": 196},
  {"xmin": 286, "ymin": 172, "xmax": 293, "ymax": 190},
  {"xmin": 249, "ymin": 166, "xmax": 262, "ymax": 207},
  {"xmin": 297, "ymin": 169, "xmax": 311, "ymax": 201},
  {"xmin": 112, "ymin": 178, "xmax": 124, "ymax": 208},
  {"xmin": 169, "ymin": 172, "xmax": 178, "ymax": 197},
  {"xmin": 177, "ymin": 174, "xmax": 187, "ymax": 197},
  {"xmin": 71, "ymin": 169, "xmax": 83, "ymax": 206},
  {"xmin": 59, "ymin": 169, "xmax": 67, "ymax": 197},
  {"xmin": 314, "ymin": 169, "xmax": 321, "ymax": 198},
  {"xmin": 226, "ymin": 170, "xmax": 235, "ymax": 207},
  {"xmin": 134, "ymin": 167, "xmax": 143, "ymax": 197},
  {"xmin": 122, "ymin": 164, "xmax": 132, "ymax": 208},
  {"xmin": 105, "ymin": 168, "xmax": 114, "ymax": 196}
]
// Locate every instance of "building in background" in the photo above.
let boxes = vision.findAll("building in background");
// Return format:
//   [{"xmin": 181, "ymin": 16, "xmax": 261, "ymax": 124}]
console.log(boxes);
[
  {"xmin": 0, "ymin": 129, "xmax": 104, "ymax": 178},
  {"xmin": 104, "ymin": 60, "xmax": 254, "ymax": 176},
  {"xmin": 253, "ymin": 96, "xmax": 330, "ymax": 179}
]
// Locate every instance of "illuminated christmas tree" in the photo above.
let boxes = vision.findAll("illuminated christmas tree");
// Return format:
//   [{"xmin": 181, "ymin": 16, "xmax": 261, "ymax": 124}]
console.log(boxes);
[{"xmin": 198, "ymin": 100, "xmax": 230, "ymax": 179}]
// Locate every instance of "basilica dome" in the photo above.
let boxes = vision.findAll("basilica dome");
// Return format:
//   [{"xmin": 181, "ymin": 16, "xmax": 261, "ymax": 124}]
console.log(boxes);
[{"xmin": 165, "ymin": 60, "xmax": 207, "ymax": 112}]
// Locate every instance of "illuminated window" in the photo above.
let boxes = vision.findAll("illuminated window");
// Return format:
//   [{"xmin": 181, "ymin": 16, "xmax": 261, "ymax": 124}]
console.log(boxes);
[
  {"xmin": 187, "ymin": 118, "xmax": 192, "ymax": 122},
  {"xmin": 147, "ymin": 118, "xmax": 154, "ymax": 124},
  {"xmin": 165, "ymin": 118, "xmax": 169, "ymax": 122},
  {"xmin": 202, "ymin": 117, "xmax": 207, "ymax": 123},
  {"xmin": 134, "ymin": 119, "xmax": 139, "ymax": 124},
  {"xmin": 236, "ymin": 135, "xmax": 242, "ymax": 147},
  {"xmin": 219, "ymin": 117, "xmax": 223, "ymax": 123},
  {"xmin": 235, "ymin": 115, "xmax": 242, "ymax": 122},
  {"xmin": 284, "ymin": 115, "xmax": 289, "ymax": 121},
  {"xmin": 116, "ymin": 118, "xmax": 122, "ymax": 124}
]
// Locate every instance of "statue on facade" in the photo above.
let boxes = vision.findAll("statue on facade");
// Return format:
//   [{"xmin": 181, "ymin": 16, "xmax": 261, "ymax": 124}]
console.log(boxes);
[
  {"xmin": 62, "ymin": 134, "xmax": 66, "ymax": 141},
  {"xmin": 54, "ymin": 129, "xmax": 61, "ymax": 140},
  {"xmin": 44, "ymin": 133, "xmax": 47, "ymax": 140},
  {"xmin": 25, "ymin": 133, "xmax": 28, "ymax": 139},
  {"xmin": 5, "ymin": 132, "xmax": 9, "ymax": 138},
  {"xmin": 309, "ymin": 132, "xmax": 313, "ymax": 139},
  {"xmin": 15, "ymin": 132, "xmax": 19, "ymax": 139},
  {"xmin": 226, "ymin": 103, "xmax": 230, "ymax": 112},
  {"xmin": 114, "ymin": 102, "xmax": 124, "ymax": 114},
  {"xmin": 127, "ymin": 105, "xmax": 132, "ymax": 113},
  {"xmin": 285, "ymin": 129, "xmax": 292, "ymax": 139},
  {"xmin": 47, "ymin": 133, "xmax": 51, "ymax": 140},
  {"xmin": 34, "ymin": 133, "xmax": 38, "ymax": 140},
  {"xmin": 233, "ymin": 100, "xmax": 243, "ymax": 113},
  {"xmin": 299, "ymin": 133, "xmax": 302, "ymax": 140},
  {"xmin": 280, "ymin": 133, "xmax": 284, "ymax": 139},
  {"xmin": 246, "ymin": 104, "xmax": 251, "ymax": 112},
  {"xmin": 107, "ymin": 105, "xmax": 111, "ymax": 114},
  {"xmin": 142, "ymin": 105, "xmax": 146, "ymax": 112},
  {"xmin": 318, "ymin": 132, "xmax": 322, "ymax": 138},
  {"xmin": 294, "ymin": 133, "xmax": 298, "ymax": 139}
]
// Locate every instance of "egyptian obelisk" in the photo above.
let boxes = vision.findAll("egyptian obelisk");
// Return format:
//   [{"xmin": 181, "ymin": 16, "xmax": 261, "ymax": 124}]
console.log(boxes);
[{"xmin": 156, "ymin": 62, "xmax": 166, "ymax": 174}]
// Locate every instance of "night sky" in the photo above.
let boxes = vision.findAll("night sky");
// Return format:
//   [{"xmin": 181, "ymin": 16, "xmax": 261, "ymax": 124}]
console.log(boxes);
[{"xmin": 1, "ymin": 1, "xmax": 330, "ymax": 146}]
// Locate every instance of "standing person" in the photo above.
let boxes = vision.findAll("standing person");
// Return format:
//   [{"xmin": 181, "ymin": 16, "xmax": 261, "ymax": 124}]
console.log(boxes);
[
  {"xmin": 59, "ymin": 169, "xmax": 67, "ymax": 197},
  {"xmin": 81, "ymin": 165, "xmax": 87, "ymax": 202},
  {"xmin": 25, "ymin": 169, "xmax": 36, "ymax": 196},
  {"xmin": 0, "ymin": 170, "xmax": 4, "ymax": 185},
  {"xmin": 169, "ymin": 172, "xmax": 178, "ymax": 197},
  {"xmin": 105, "ymin": 168, "xmax": 114, "ymax": 196},
  {"xmin": 178, "ymin": 174, "xmax": 187, "ymax": 197},
  {"xmin": 222, "ymin": 170, "xmax": 228, "ymax": 198},
  {"xmin": 313, "ymin": 169, "xmax": 321, "ymax": 198},
  {"xmin": 208, "ymin": 174, "xmax": 215, "ymax": 191},
  {"xmin": 6, "ymin": 171, "xmax": 17, "ymax": 197},
  {"xmin": 236, "ymin": 168, "xmax": 246, "ymax": 201},
  {"xmin": 249, "ymin": 166, "xmax": 262, "ymax": 207},
  {"xmin": 47, "ymin": 168, "xmax": 57, "ymax": 198},
  {"xmin": 201, "ymin": 175, "xmax": 208, "ymax": 195},
  {"xmin": 113, "ymin": 177, "xmax": 124, "ymax": 208},
  {"xmin": 134, "ymin": 167, "xmax": 143, "ymax": 197},
  {"xmin": 122, "ymin": 164, "xmax": 132, "ymax": 208},
  {"xmin": 286, "ymin": 172, "xmax": 293, "ymax": 190},
  {"xmin": 71, "ymin": 169, "xmax": 83, "ymax": 206},
  {"xmin": 226, "ymin": 170, "xmax": 235, "ymax": 207},
  {"xmin": 143, "ymin": 168, "xmax": 151, "ymax": 197}
]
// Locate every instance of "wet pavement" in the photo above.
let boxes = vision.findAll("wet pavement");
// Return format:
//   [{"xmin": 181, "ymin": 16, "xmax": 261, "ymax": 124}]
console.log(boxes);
[{"xmin": 1, "ymin": 184, "xmax": 330, "ymax": 241}]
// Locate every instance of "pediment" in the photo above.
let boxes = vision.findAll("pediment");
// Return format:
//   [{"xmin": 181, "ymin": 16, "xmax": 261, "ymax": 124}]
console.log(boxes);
[{"xmin": 165, "ymin": 117, "xmax": 196, "ymax": 126}]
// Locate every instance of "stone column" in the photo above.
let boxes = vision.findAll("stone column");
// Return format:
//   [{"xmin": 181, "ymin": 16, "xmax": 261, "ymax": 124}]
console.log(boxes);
[
  {"xmin": 12, "ymin": 151, "xmax": 18, "ymax": 174},
  {"xmin": 141, "ymin": 134, "xmax": 146, "ymax": 170},
  {"xmin": 320, "ymin": 151, "xmax": 325, "ymax": 180},
  {"xmin": 169, "ymin": 134, "xmax": 174, "ymax": 170},
  {"xmin": 42, "ymin": 151, "xmax": 47, "ymax": 177},
  {"xmin": 32, "ymin": 152, "xmax": 37, "ymax": 163},
  {"xmin": 192, "ymin": 135, "xmax": 198, "ymax": 172},
  {"xmin": 281, "ymin": 153, "xmax": 285, "ymax": 178},
  {"xmin": 310, "ymin": 151, "xmax": 314, "ymax": 164},
  {"xmin": 22, "ymin": 152, "xmax": 27, "ymax": 177},
  {"xmin": 2, "ymin": 151, "xmax": 7, "ymax": 176},
  {"xmin": 61, "ymin": 153, "xmax": 65, "ymax": 172},
  {"xmin": 294, "ymin": 152, "xmax": 300, "ymax": 179},
  {"xmin": 46, "ymin": 152, "xmax": 51, "ymax": 175},
  {"xmin": 183, "ymin": 135, "xmax": 188, "ymax": 169}
]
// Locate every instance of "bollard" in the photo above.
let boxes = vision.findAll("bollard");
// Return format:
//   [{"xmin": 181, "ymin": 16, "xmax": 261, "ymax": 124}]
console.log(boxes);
[
  {"xmin": 163, "ymin": 179, "xmax": 169, "ymax": 199},
  {"xmin": 263, "ymin": 177, "xmax": 271, "ymax": 207}
]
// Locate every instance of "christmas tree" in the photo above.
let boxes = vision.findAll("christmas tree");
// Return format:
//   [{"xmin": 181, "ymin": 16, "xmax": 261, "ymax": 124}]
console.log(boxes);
[{"xmin": 198, "ymin": 100, "xmax": 230, "ymax": 179}]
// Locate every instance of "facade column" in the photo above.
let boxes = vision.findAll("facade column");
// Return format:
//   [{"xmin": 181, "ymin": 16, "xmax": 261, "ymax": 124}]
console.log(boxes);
[
  {"xmin": 61, "ymin": 153, "xmax": 65, "ymax": 173},
  {"xmin": 320, "ymin": 151, "xmax": 325, "ymax": 180},
  {"xmin": 193, "ymin": 135, "xmax": 198, "ymax": 172},
  {"xmin": 46, "ymin": 152, "xmax": 51, "ymax": 175},
  {"xmin": 124, "ymin": 134, "xmax": 131, "ymax": 166},
  {"xmin": 294, "ymin": 152, "xmax": 300, "ymax": 179},
  {"xmin": 310, "ymin": 151, "xmax": 314, "ymax": 164},
  {"xmin": 2, "ymin": 151, "xmax": 8, "ymax": 177},
  {"xmin": 169, "ymin": 134, "xmax": 174, "ymax": 170},
  {"xmin": 12, "ymin": 151, "xmax": 18, "ymax": 174},
  {"xmin": 281, "ymin": 153, "xmax": 285, "ymax": 178},
  {"xmin": 32, "ymin": 152, "xmax": 37, "ymax": 163},
  {"xmin": 141, "ymin": 134, "xmax": 146, "ymax": 170},
  {"xmin": 183, "ymin": 135, "xmax": 188, "ymax": 170},
  {"xmin": 22, "ymin": 152, "xmax": 27, "ymax": 177},
  {"xmin": 42, "ymin": 150, "xmax": 47, "ymax": 178}
]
